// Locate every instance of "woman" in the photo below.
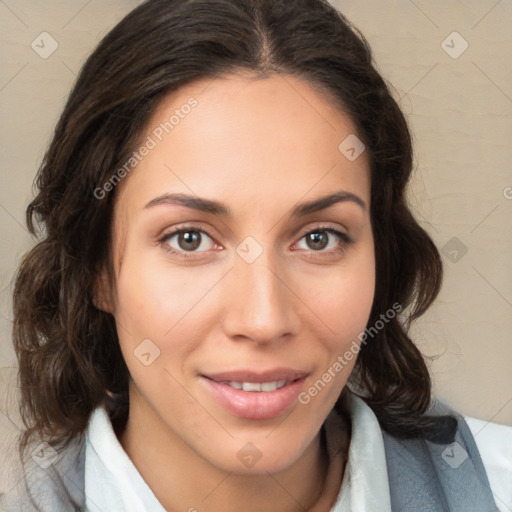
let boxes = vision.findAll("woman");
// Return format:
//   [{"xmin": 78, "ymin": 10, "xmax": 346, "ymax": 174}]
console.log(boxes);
[{"xmin": 3, "ymin": 0, "xmax": 509, "ymax": 510}]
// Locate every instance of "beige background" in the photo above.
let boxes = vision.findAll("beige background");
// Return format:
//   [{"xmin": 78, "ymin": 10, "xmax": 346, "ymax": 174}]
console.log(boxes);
[{"xmin": 0, "ymin": 0, "xmax": 511, "ymax": 492}]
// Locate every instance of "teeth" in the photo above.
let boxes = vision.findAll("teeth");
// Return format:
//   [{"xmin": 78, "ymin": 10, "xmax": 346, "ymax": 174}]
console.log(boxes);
[
  {"xmin": 261, "ymin": 382, "xmax": 277, "ymax": 392},
  {"xmin": 225, "ymin": 380, "xmax": 288, "ymax": 392},
  {"xmin": 243, "ymin": 382, "xmax": 261, "ymax": 392}
]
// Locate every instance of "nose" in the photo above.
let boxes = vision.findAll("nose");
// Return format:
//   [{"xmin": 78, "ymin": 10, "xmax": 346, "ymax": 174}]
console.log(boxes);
[{"xmin": 220, "ymin": 248, "xmax": 301, "ymax": 346}]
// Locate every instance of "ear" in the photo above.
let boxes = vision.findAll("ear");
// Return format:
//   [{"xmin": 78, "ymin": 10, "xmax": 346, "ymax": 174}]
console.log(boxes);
[{"xmin": 93, "ymin": 266, "xmax": 115, "ymax": 313}]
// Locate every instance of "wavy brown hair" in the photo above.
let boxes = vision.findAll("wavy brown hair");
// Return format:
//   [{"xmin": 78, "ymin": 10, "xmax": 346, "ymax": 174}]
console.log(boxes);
[{"xmin": 13, "ymin": 0, "xmax": 453, "ymax": 457}]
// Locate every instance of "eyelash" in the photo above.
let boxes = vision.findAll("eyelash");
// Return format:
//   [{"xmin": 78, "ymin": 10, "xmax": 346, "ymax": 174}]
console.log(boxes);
[{"xmin": 158, "ymin": 225, "xmax": 353, "ymax": 260}]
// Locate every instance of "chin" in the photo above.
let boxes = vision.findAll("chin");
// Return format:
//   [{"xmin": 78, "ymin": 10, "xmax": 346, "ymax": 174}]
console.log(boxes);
[{"xmin": 194, "ymin": 425, "xmax": 319, "ymax": 476}]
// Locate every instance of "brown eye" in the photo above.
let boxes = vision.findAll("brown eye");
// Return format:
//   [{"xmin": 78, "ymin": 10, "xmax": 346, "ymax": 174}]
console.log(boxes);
[
  {"xmin": 177, "ymin": 231, "xmax": 202, "ymax": 251},
  {"xmin": 296, "ymin": 228, "xmax": 349, "ymax": 253},
  {"xmin": 305, "ymin": 231, "xmax": 329, "ymax": 251},
  {"xmin": 161, "ymin": 228, "xmax": 216, "ymax": 253}
]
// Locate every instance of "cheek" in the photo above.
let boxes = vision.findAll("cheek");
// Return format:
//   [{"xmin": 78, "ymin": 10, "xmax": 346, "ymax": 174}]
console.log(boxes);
[
  {"xmin": 111, "ymin": 246, "xmax": 227, "ymax": 389},
  {"xmin": 113, "ymin": 227, "xmax": 375, "ymax": 352},
  {"xmin": 306, "ymin": 245, "xmax": 375, "ymax": 345},
  {"xmin": 297, "ymin": 261, "xmax": 375, "ymax": 418},
  {"xmin": 113, "ymin": 249, "xmax": 216, "ymax": 340}
]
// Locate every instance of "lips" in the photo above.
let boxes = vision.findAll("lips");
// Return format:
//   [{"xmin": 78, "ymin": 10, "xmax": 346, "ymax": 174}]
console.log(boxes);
[{"xmin": 200, "ymin": 368, "xmax": 309, "ymax": 420}]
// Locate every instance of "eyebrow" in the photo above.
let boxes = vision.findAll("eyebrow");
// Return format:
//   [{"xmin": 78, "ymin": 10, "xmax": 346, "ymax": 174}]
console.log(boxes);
[{"xmin": 144, "ymin": 190, "xmax": 366, "ymax": 216}]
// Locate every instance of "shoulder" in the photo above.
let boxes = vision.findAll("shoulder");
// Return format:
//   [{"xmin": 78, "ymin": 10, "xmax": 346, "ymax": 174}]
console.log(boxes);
[
  {"xmin": 381, "ymin": 397, "xmax": 504, "ymax": 511},
  {"xmin": 465, "ymin": 415, "xmax": 512, "ymax": 512},
  {"xmin": 0, "ymin": 434, "xmax": 86, "ymax": 511}
]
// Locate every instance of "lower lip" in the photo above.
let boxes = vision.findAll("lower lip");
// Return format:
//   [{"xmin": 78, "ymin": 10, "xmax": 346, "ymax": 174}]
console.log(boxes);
[{"xmin": 202, "ymin": 377, "xmax": 306, "ymax": 420}]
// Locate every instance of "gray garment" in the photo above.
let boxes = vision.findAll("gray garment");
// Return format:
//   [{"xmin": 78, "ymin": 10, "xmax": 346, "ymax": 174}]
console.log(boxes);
[
  {"xmin": 382, "ymin": 398, "xmax": 499, "ymax": 511},
  {"xmin": 0, "ymin": 399, "xmax": 498, "ymax": 512}
]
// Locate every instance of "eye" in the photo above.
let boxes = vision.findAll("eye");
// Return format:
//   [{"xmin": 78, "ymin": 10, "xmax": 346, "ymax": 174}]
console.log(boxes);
[
  {"xmin": 294, "ymin": 227, "xmax": 352, "ymax": 255},
  {"xmin": 158, "ymin": 225, "xmax": 352, "ymax": 259},
  {"xmin": 160, "ymin": 227, "xmax": 218, "ymax": 255}
]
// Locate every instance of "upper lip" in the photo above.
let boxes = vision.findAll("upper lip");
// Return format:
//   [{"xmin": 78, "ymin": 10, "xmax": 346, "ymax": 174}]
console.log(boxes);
[{"xmin": 202, "ymin": 368, "xmax": 309, "ymax": 383}]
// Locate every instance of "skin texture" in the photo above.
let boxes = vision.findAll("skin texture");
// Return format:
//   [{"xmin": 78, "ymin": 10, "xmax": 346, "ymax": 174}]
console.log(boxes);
[{"xmin": 98, "ymin": 72, "xmax": 375, "ymax": 511}]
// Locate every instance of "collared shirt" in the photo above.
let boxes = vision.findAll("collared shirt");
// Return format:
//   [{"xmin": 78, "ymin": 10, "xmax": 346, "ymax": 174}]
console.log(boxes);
[{"xmin": 84, "ymin": 394, "xmax": 512, "ymax": 512}]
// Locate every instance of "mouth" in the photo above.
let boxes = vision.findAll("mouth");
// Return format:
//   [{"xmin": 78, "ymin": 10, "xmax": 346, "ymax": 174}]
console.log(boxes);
[
  {"xmin": 200, "ymin": 369, "xmax": 309, "ymax": 420},
  {"xmin": 220, "ymin": 380, "xmax": 288, "ymax": 392}
]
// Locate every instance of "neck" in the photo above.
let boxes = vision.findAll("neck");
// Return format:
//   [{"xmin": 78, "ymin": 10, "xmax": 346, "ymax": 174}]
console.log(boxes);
[{"xmin": 118, "ymin": 388, "xmax": 349, "ymax": 512}]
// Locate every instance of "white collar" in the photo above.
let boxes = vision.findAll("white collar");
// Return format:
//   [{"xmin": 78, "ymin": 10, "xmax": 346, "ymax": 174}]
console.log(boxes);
[
  {"xmin": 84, "ymin": 392, "xmax": 391, "ymax": 511},
  {"xmin": 330, "ymin": 393, "xmax": 392, "ymax": 511},
  {"xmin": 84, "ymin": 409, "xmax": 165, "ymax": 512}
]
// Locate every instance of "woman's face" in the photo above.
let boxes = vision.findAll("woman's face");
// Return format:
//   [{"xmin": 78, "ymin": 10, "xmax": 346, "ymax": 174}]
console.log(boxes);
[{"xmin": 105, "ymin": 72, "xmax": 375, "ymax": 474}]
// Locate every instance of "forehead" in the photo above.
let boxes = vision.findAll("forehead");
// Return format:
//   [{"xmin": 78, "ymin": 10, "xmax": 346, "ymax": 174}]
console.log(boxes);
[{"xmin": 115, "ymin": 72, "xmax": 370, "ymax": 215}]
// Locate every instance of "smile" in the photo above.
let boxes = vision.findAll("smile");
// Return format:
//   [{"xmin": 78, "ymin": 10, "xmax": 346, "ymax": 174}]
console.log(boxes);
[
  {"xmin": 200, "ymin": 369, "xmax": 309, "ymax": 420},
  {"xmin": 222, "ymin": 380, "xmax": 287, "ymax": 392}
]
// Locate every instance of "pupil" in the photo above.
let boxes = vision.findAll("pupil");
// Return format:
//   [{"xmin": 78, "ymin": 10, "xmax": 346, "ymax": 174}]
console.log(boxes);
[
  {"xmin": 179, "ymin": 231, "xmax": 201, "ymax": 251},
  {"xmin": 308, "ymin": 231, "xmax": 327, "ymax": 250}
]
